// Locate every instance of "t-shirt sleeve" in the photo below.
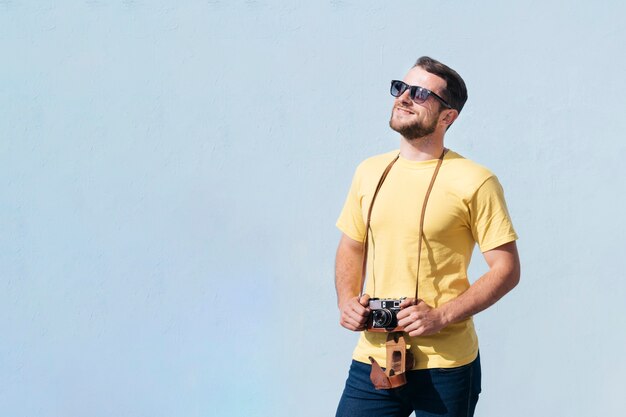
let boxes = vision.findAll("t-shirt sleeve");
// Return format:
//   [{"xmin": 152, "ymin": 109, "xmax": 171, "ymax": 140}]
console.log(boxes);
[
  {"xmin": 469, "ymin": 175, "xmax": 518, "ymax": 252},
  {"xmin": 336, "ymin": 166, "xmax": 366, "ymax": 242}
]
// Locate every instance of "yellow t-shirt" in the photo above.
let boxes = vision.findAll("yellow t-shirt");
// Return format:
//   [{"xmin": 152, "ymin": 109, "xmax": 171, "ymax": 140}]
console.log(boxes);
[{"xmin": 336, "ymin": 149, "xmax": 518, "ymax": 369}]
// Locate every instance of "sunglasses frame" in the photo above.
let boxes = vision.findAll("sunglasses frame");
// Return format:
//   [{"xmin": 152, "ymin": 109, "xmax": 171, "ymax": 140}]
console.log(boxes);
[{"xmin": 390, "ymin": 80, "xmax": 452, "ymax": 109}]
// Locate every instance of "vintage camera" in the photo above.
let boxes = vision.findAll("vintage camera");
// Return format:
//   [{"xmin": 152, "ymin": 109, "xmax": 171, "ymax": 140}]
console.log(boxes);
[{"xmin": 367, "ymin": 298, "xmax": 405, "ymax": 332}]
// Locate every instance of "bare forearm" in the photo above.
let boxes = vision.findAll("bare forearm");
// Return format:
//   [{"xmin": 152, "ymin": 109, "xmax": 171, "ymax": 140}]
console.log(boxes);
[
  {"xmin": 440, "ymin": 242, "xmax": 521, "ymax": 326},
  {"xmin": 440, "ymin": 268, "xmax": 518, "ymax": 325},
  {"xmin": 334, "ymin": 235, "xmax": 364, "ymax": 308},
  {"xmin": 335, "ymin": 234, "xmax": 372, "ymax": 331}
]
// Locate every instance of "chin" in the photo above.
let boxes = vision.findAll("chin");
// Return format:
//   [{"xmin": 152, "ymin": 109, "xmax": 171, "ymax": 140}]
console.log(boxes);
[
  {"xmin": 390, "ymin": 120, "xmax": 410, "ymax": 132},
  {"xmin": 389, "ymin": 121, "xmax": 402, "ymax": 134}
]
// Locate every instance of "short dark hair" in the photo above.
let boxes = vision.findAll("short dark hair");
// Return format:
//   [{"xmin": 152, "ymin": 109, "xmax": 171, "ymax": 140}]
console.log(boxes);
[{"xmin": 414, "ymin": 56, "xmax": 468, "ymax": 113}]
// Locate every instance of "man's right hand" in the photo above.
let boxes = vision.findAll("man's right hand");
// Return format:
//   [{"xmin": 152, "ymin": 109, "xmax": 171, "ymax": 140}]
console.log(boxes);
[{"xmin": 339, "ymin": 294, "xmax": 371, "ymax": 331}]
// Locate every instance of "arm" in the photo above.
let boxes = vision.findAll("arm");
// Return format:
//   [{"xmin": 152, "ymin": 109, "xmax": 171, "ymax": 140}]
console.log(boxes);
[
  {"xmin": 397, "ymin": 240, "xmax": 521, "ymax": 337},
  {"xmin": 335, "ymin": 233, "xmax": 371, "ymax": 331}
]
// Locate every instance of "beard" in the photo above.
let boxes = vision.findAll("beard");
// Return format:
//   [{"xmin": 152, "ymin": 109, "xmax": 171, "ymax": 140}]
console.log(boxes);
[{"xmin": 389, "ymin": 108, "xmax": 438, "ymax": 140}]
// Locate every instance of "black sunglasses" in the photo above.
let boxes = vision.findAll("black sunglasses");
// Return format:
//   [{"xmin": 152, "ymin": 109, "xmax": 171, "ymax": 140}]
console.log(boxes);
[{"xmin": 390, "ymin": 80, "xmax": 452, "ymax": 109}]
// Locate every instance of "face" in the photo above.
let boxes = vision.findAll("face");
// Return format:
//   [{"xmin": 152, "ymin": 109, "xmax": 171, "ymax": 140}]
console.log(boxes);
[{"xmin": 389, "ymin": 66, "xmax": 449, "ymax": 139}]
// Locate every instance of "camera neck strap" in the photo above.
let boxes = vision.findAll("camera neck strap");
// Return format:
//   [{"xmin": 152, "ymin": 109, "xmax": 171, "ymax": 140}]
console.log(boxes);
[{"xmin": 361, "ymin": 148, "xmax": 447, "ymax": 300}]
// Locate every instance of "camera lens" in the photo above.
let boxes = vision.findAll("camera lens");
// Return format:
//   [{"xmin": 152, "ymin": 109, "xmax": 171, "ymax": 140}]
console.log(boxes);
[{"xmin": 372, "ymin": 309, "xmax": 393, "ymax": 327}]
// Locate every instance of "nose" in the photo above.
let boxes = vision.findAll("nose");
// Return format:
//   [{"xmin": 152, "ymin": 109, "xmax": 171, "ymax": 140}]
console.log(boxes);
[{"xmin": 397, "ymin": 88, "xmax": 413, "ymax": 106}]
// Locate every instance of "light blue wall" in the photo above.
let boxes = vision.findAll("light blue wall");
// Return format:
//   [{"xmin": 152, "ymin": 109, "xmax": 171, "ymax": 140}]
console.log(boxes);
[{"xmin": 2, "ymin": 1, "xmax": 625, "ymax": 416}]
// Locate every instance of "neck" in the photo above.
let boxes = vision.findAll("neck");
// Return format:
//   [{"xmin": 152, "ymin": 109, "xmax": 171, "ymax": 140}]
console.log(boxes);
[{"xmin": 399, "ymin": 134, "xmax": 445, "ymax": 161}]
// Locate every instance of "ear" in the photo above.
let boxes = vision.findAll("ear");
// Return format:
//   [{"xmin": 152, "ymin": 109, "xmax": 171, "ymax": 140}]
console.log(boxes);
[{"xmin": 440, "ymin": 109, "xmax": 459, "ymax": 127}]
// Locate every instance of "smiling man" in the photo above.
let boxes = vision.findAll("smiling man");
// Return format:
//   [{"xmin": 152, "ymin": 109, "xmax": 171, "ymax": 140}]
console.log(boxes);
[{"xmin": 334, "ymin": 57, "xmax": 520, "ymax": 417}]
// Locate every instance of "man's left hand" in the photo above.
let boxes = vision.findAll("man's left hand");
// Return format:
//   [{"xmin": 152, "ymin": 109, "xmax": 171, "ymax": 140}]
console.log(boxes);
[{"xmin": 396, "ymin": 298, "xmax": 448, "ymax": 337}]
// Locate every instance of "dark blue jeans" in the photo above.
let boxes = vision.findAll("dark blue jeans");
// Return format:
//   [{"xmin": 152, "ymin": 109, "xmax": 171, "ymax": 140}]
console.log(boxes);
[{"xmin": 336, "ymin": 354, "xmax": 481, "ymax": 417}]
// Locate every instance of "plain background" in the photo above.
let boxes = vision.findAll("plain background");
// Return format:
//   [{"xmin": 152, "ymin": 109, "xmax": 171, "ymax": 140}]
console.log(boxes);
[{"xmin": 1, "ymin": 1, "xmax": 625, "ymax": 416}]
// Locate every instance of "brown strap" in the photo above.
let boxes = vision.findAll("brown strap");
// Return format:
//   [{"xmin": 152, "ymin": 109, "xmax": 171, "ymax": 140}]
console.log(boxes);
[
  {"xmin": 360, "ymin": 155, "xmax": 399, "ymax": 295},
  {"xmin": 414, "ymin": 150, "xmax": 446, "ymax": 300},
  {"xmin": 360, "ymin": 150, "xmax": 447, "ymax": 299}
]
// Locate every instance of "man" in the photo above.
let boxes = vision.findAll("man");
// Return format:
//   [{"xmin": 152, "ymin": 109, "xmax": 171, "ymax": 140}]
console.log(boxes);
[{"xmin": 334, "ymin": 56, "xmax": 521, "ymax": 417}]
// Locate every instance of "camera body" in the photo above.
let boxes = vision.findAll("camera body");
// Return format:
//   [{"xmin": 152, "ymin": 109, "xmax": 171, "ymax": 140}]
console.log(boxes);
[{"xmin": 367, "ymin": 297, "xmax": 405, "ymax": 332}]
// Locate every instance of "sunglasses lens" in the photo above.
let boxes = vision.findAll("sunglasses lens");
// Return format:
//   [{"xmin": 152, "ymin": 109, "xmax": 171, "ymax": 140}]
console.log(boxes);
[
  {"xmin": 412, "ymin": 87, "xmax": 430, "ymax": 103},
  {"xmin": 390, "ymin": 81, "xmax": 405, "ymax": 97}
]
